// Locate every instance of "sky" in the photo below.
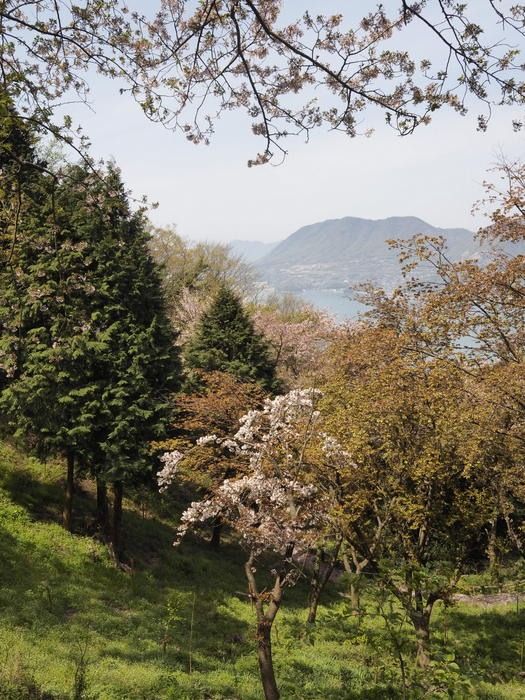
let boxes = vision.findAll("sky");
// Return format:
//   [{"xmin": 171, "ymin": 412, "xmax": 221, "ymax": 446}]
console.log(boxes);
[{"xmin": 57, "ymin": 3, "xmax": 525, "ymax": 245}]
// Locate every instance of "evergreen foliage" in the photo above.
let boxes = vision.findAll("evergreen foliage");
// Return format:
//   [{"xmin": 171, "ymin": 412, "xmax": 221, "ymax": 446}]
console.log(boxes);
[
  {"xmin": 0, "ymin": 146, "xmax": 180, "ymax": 499},
  {"xmin": 184, "ymin": 286, "xmax": 278, "ymax": 393},
  {"xmin": 0, "ymin": 97, "xmax": 50, "ymax": 285},
  {"xmin": 148, "ymin": 226, "xmax": 259, "ymax": 336}
]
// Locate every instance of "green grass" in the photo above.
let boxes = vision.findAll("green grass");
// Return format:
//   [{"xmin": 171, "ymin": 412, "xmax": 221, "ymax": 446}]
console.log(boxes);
[{"xmin": 1, "ymin": 439, "xmax": 525, "ymax": 699}]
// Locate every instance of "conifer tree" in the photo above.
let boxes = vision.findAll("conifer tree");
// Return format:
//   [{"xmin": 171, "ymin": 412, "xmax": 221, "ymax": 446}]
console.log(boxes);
[
  {"xmin": 185, "ymin": 286, "xmax": 278, "ymax": 393},
  {"xmin": 0, "ymin": 157, "xmax": 180, "ymax": 548}
]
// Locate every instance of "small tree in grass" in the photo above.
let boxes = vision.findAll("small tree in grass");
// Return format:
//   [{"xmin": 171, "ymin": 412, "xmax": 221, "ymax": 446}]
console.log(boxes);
[
  {"xmin": 321, "ymin": 325, "xmax": 489, "ymax": 668},
  {"xmin": 160, "ymin": 388, "xmax": 343, "ymax": 700}
]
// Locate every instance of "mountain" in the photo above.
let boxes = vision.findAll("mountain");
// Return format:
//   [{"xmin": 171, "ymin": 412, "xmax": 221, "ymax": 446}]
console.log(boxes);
[
  {"xmin": 229, "ymin": 239, "xmax": 280, "ymax": 262},
  {"xmin": 255, "ymin": 216, "xmax": 477, "ymax": 292}
]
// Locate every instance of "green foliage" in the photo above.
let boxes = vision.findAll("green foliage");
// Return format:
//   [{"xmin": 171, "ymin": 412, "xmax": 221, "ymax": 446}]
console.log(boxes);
[
  {"xmin": 0, "ymin": 144, "xmax": 180, "ymax": 483},
  {"xmin": 184, "ymin": 285, "xmax": 278, "ymax": 393},
  {"xmin": 1, "ymin": 439, "xmax": 525, "ymax": 699},
  {"xmin": 148, "ymin": 226, "xmax": 259, "ymax": 333}
]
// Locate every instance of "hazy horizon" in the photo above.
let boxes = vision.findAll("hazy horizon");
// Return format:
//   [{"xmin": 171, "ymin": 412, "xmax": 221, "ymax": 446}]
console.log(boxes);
[{"xmin": 51, "ymin": 3, "xmax": 524, "ymax": 246}]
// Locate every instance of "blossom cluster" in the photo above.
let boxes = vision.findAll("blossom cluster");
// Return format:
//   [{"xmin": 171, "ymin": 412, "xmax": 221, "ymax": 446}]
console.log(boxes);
[
  {"xmin": 321, "ymin": 433, "xmax": 354, "ymax": 465},
  {"xmin": 176, "ymin": 468, "xmax": 325, "ymax": 555},
  {"xmin": 162, "ymin": 387, "xmax": 356, "ymax": 559},
  {"xmin": 157, "ymin": 450, "xmax": 184, "ymax": 492},
  {"xmin": 196, "ymin": 434, "xmax": 239, "ymax": 454},
  {"xmin": 234, "ymin": 388, "xmax": 323, "ymax": 470}
]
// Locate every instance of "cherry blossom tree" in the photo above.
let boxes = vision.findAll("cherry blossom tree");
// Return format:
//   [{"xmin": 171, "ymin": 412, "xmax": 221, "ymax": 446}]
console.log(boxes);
[
  {"xmin": 1, "ymin": 2, "xmax": 523, "ymax": 163},
  {"xmin": 252, "ymin": 293, "xmax": 336, "ymax": 389},
  {"xmin": 160, "ymin": 388, "xmax": 345, "ymax": 700}
]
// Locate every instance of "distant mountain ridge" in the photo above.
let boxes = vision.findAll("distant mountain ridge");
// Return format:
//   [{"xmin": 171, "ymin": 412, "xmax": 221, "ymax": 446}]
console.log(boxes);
[
  {"xmin": 254, "ymin": 215, "xmax": 477, "ymax": 292},
  {"xmin": 228, "ymin": 239, "xmax": 279, "ymax": 262}
]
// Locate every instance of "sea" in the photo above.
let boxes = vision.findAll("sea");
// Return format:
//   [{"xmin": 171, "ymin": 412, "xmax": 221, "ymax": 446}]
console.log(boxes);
[{"xmin": 295, "ymin": 289, "xmax": 366, "ymax": 322}]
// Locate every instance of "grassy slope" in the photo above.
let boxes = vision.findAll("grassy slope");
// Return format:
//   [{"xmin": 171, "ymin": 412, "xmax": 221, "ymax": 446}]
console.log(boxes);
[{"xmin": 1, "ymin": 440, "xmax": 525, "ymax": 700}]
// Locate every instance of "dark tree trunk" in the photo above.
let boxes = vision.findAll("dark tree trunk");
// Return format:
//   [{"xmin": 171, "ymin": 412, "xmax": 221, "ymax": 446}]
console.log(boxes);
[
  {"xmin": 307, "ymin": 555, "xmax": 324, "ymax": 624},
  {"xmin": 307, "ymin": 540, "xmax": 342, "ymax": 623},
  {"xmin": 110, "ymin": 481, "xmax": 123, "ymax": 562},
  {"xmin": 257, "ymin": 620, "xmax": 280, "ymax": 700},
  {"xmin": 244, "ymin": 551, "xmax": 286, "ymax": 700},
  {"xmin": 62, "ymin": 451, "xmax": 75, "ymax": 531},
  {"xmin": 486, "ymin": 517, "xmax": 499, "ymax": 583},
  {"xmin": 209, "ymin": 519, "xmax": 223, "ymax": 549},
  {"xmin": 307, "ymin": 589, "xmax": 321, "ymax": 625},
  {"xmin": 96, "ymin": 477, "xmax": 109, "ymax": 540},
  {"xmin": 409, "ymin": 607, "xmax": 432, "ymax": 668}
]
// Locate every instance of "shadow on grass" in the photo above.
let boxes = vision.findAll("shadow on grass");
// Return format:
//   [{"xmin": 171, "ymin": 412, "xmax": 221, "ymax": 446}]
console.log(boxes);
[
  {"xmin": 0, "ymin": 456, "xmax": 102, "ymax": 536},
  {"xmin": 447, "ymin": 605, "xmax": 525, "ymax": 681},
  {"xmin": 0, "ymin": 443, "xmax": 347, "ymax": 693},
  {"xmin": 0, "ymin": 491, "xmax": 255, "ymax": 678},
  {"xmin": 277, "ymin": 657, "xmax": 403, "ymax": 700},
  {"xmin": 1, "ymin": 463, "xmax": 64, "ymax": 524}
]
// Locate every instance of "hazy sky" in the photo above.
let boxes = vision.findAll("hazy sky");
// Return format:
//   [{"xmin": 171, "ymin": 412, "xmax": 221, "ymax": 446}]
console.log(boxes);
[{"xmin": 60, "ymin": 4, "xmax": 525, "ymax": 245}]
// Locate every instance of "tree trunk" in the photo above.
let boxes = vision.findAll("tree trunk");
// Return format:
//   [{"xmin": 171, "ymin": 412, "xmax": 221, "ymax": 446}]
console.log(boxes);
[
  {"xmin": 503, "ymin": 509, "xmax": 525, "ymax": 557},
  {"xmin": 209, "ymin": 519, "xmax": 223, "ymax": 549},
  {"xmin": 96, "ymin": 477, "xmax": 109, "ymax": 540},
  {"xmin": 62, "ymin": 451, "xmax": 75, "ymax": 531},
  {"xmin": 350, "ymin": 583, "xmax": 360, "ymax": 614},
  {"xmin": 244, "ymin": 551, "xmax": 285, "ymax": 700},
  {"xmin": 410, "ymin": 609, "xmax": 432, "ymax": 668},
  {"xmin": 307, "ymin": 554, "xmax": 322, "ymax": 624},
  {"xmin": 110, "ymin": 481, "xmax": 123, "ymax": 562},
  {"xmin": 257, "ymin": 619, "xmax": 280, "ymax": 700},
  {"xmin": 486, "ymin": 517, "xmax": 499, "ymax": 584},
  {"xmin": 307, "ymin": 540, "xmax": 342, "ymax": 623},
  {"xmin": 342, "ymin": 552, "xmax": 363, "ymax": 614},
  {"xmin": 307, "ymin": 587, "xmax": 321, "ymax": 625}
]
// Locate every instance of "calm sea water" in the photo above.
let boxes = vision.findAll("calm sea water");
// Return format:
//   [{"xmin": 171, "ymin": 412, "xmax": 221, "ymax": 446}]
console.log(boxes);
[{"xmin": 295, "ymin": 289, "xmax": 366, "ymax": 321}]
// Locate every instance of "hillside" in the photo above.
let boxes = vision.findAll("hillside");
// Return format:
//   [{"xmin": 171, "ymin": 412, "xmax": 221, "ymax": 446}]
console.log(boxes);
[
  {"xmin": 0, "ymin": 440, "xmax": 259, "ymax": 699},
  {"xmin": 1, "ymin": 439, "xmax": 524, "ymax": 699},
  {"xmin": 255, "ymin": 216, "xmax": 476, "ymax": 292}
]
